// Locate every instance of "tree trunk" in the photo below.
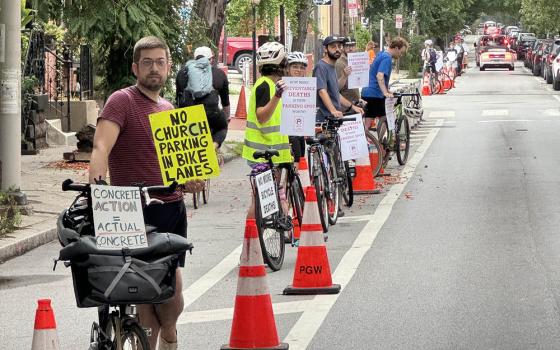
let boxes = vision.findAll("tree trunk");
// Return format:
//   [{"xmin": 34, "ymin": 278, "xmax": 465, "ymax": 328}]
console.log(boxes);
[
  {"xmin": 192, "ymin": 0, "xmax": 227, "ymax": 48},
  {"xmin": 291, "ymin": 0, "xmax": 313, "ymax": 52}
]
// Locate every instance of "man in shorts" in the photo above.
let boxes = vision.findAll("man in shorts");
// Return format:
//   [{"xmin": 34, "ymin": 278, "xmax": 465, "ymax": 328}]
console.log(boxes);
[
  {"xmin": 361, "ymin": 37, "xmax": 409, "ymax": 131},
  {"xmin": 89, "ymin": 36, "xmax": 204, "ymax": 350}
]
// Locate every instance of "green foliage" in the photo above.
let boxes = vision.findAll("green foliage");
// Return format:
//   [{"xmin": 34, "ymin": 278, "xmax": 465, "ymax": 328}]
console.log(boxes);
[
  {"xmin": 352, "ymin": 22, "xmax": 371, "ymax": 51},
  {"xmin": 37, "ymin": 0, "xmax": 186, "ymax": 99},
  {"xmin": 0, "ymin": 191, "xmax": 22, "ymax": 236},
  {"xmin": 521, "ymin": 0, "xmax": 560, "ymax": 35},
  {"xmin": 225, "ymin": 0, "xmax": 253, "ymax": 37},
  {"xmin": 21, "ymin": 0, "xmax": 36, "ymax": 29}
]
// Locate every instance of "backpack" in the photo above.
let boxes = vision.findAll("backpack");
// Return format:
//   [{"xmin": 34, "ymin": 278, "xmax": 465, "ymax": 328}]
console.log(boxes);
[
  {"xmin": 429, "ymin": 49, "xmax": 437, "ymax": 64},
  {"xmin": 185, "ymin": 57, "xmax": 213, "ymax": 99}
]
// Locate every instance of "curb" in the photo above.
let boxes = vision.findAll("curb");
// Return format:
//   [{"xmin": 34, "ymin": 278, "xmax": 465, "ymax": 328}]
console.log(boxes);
[{"xmin": 0, "ymin": 226, "xmax": 57, "ymax": 263}]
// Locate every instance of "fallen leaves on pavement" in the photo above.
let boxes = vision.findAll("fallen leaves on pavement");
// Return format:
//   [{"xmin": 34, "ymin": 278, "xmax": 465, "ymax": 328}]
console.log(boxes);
[{"xmin": 47, "ymin": 161, "xmax": 90, "ymax": 171}]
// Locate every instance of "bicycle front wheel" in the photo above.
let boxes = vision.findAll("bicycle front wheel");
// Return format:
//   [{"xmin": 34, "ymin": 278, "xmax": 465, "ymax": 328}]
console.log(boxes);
[
  {"xmin": 395, "ymin": 116, "xmax": 410, "ymax": 165},
  {"xmin": 340, "ymin": 161, "xmax": 353, "ymax": 207},
  {"xmin": 377, "ymin": 120, "xmax": 391, "ymax": 169},
  {"xmin": 256, "ymin": 206, "xmax": 285, "ymax": 271},
  {"xmin": 308, "ymin": 150, "xmax": 329, "ymax": 233},
  {"xmin": 325, "ymin": 152, "xmax": 340, "ymax": 225},
  {"xmin": 121, "ymin": 322, "xmax": 150, "ymax": 350}
]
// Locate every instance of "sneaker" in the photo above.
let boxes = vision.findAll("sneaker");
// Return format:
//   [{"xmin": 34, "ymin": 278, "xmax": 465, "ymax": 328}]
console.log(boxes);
[{"xmin": 159, "ymin": 336, "xmax": 178, "ymax": 350}]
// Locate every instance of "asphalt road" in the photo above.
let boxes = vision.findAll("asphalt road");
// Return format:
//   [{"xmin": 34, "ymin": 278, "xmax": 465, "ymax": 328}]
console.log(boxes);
[{"xmin": 3, "ymin": 55, "xmax": 560, "ymax": 349}]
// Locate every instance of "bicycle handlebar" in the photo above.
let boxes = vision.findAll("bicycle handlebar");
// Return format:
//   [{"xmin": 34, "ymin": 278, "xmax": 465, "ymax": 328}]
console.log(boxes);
[{"xmin": 62, "ymin": 179, "xmax": 178, "ymax": 196}]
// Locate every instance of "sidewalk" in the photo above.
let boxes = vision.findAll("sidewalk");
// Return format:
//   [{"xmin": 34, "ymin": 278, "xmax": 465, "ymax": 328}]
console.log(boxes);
[{"xmin": 0, "ymin": 69, "xmax": 417, "ymax": 263}]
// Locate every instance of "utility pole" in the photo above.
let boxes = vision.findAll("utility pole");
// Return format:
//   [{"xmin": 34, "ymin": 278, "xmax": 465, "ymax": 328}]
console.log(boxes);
[{"xmin": 0, "ymin": 0, "xmax": 23, "ymax": 196}]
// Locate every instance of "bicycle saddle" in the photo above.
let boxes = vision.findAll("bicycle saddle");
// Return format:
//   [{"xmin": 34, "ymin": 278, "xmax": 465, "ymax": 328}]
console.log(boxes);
[
  {"xmin": 253, "ymin": 149, "xmax": 280, "ymax": 160},
  {"xmin": 305, "ymin": 133, "xmax": 328, "ymax": 146}
]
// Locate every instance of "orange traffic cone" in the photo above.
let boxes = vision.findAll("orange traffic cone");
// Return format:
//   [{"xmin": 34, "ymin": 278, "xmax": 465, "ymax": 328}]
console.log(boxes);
[
  {"xmin": 234, "ymin": 85, "xmax": 247, "ymax": 119},
  {"xmin": 221, "ymin": 219, "xmax": 288, "ymax": 350},
  {"xmin": 298, "ymin": 157, "xmax": 311, "ymax": 191},
  {"xmin": 283, "ymin": 186, "xmax": 341, "ymax": 295},
  {"xmin": 31, "ymin": 299, "xmax": 59, "ymax": 350},
  {"xmin": 292, "ymin": 216, "xmax": 301, "ymax": 240},
  {"xmin": 443, "ymin": 67, "xmax": 452, "ymax": 90},
  {"xmin": 421, "ymin": 73, "xmax": 431, "ymax": 96},
  {"xmin": 352, "ymin": 156, "xmax": 380, "ymax": 194}
]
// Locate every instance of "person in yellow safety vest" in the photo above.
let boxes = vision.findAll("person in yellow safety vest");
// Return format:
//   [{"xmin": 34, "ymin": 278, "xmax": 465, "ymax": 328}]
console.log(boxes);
[{"xmin": 242, "ymin": 41, "xmax": 292, "ymax": 220}]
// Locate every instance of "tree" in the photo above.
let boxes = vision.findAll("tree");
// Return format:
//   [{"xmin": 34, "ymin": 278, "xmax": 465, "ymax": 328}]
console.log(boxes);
[
  {"xmin": 188, "ymin": 0, "xmax": 227, "ymax": 51},
  {"xmin": 35, "ymin": 0, "xmax": 186, "ymax": 99}
]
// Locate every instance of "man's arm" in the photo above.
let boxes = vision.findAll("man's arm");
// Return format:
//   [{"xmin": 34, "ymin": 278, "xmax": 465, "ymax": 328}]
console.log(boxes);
[
  {"xmin": 318, "ymin": 89, "xmax": 343, "ymax": 117},
  {"xmin": 89, "ymin": 119, "xmax": 120, "ymax": 183},
  {"xmin": 339, "ymin": 94, "xmax": 364, "ymax": 115},
  {"xmin": 376, "ymin": 72, "xmax": 392, "ymax": 98}
]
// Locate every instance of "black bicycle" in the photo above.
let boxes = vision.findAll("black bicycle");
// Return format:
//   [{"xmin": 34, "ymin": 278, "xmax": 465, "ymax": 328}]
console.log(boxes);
[
  {"xmin": 250, "ymin": 150, "xmax": 305, "ymax": 271},
  {"xmin": 56, "ymin": 179, "xmax": 192, "ymax": 350}
]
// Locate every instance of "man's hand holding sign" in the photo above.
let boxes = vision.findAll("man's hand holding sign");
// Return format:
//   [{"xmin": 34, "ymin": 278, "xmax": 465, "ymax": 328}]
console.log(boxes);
[{"xmin": 149, "ymin": 104, "xmax": 220, "ymax": 191}]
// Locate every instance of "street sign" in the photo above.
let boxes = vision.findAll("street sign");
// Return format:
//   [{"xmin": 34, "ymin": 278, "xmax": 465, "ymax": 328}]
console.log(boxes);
[
  {"xmin": 348, "ymin": 0, "xmax": 358, "ymax": 18},
  {"xmin": 396, "ymin": 14, "xmax": 403, "ymax": 29}
]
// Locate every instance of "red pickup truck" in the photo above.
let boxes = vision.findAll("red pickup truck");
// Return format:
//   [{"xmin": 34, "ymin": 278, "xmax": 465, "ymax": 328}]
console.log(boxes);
[{"xmin": 219, "ymin": 37, "xmax": 254, "ymax": 73}]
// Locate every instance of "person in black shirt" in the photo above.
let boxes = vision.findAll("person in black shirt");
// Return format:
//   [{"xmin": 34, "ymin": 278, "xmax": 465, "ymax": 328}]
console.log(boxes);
[{"xmin": 175, "ymin": 46, "xmax": 230, "ymax": 150}]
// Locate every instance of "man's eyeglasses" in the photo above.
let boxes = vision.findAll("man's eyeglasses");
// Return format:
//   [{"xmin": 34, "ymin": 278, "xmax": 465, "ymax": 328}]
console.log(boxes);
[{"xmin": 139, "ymin": 58, "xmax": 167, "ymax": 69}]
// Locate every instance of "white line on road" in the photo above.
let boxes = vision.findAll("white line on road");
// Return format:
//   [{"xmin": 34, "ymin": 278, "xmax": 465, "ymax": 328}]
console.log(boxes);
[
  {"xmin": 477, "ymin": 119, "xmax": 536, "ymax": 123},
  {"xmin": 178, "ymin": 300, "xmax": 309, "ymax": 324},
  {"xmin": 428, "ymin": 111, "xmax": 456, "ymax": 119},
  {"xmin": 283, "ymin": 119, "xmax": 444, "ymax": 349},
  {"xmin": 553, "ymin": 95, "xmax": 560, "ymax": 103},
  {"xmin": 481, "ymin": 109, "xmax": 509, "ymax": 116}
]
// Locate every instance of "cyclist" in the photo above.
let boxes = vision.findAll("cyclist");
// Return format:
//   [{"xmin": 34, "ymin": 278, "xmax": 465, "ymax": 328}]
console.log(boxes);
[
  {"xmin": 175, "ymin": 46, "xmax": 230, "ymax": 163},
  {"xmin": 422, "ymin": 39, "xmax": 437, "ymax": 75},
  {"xmin": 242, "ymin": 41, "xmax": 292, "ymax": 220},
  {"xmin": 361, "ymin": 37, "xmax": 409, "ymax": 131},
  {"xmin": 454, "ymin": 37, "xmax": 465, "ymax": 75},
  {"xmin": 314, "ymin": 35, "xmax": 363, "ymax": 123},
  {"xmin": 89, "ymin": 36, "xmax": 204, "ymax": 350},
  {"xmin": 286, "ymin": 51, "xmax": 309, "ymax": 163},
  {"xmin": 335, "ymin": 36, "xmax": 361, "ymax": 105}
]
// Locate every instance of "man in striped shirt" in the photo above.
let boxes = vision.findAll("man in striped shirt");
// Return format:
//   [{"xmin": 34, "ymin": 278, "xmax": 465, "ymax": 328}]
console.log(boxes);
[{"xmin": 89, "ymin": 36, "xmax": 202, "ymax": 350}]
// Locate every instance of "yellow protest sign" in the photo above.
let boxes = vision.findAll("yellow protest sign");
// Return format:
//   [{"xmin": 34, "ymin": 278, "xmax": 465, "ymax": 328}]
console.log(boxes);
[{"xmin": 149, "ymin": 105, "xmax": 220, "ymax": 185}]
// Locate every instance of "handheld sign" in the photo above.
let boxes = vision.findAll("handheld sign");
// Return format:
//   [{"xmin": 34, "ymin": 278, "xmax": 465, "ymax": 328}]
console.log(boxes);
[
  {"xmin": 385, "ymin": 97, "xmax": 396, "ymax": 131},
  {"xmin": 91, "ymin": 185, "xmax": 147, "ymax": 250},
  {"xmin": 255, "ymin": 170, "xmax": 279, "ymax": 218},
  {"xmin": 347, "ymin": 52, "xmax": 370, "ymax": 89},
  {"xmin": 281, "ymin": 77, "xmax": 317, "ymax": 136},
  {"xmin": 338, "ymin": 113, "xmax": 368, "ymax": 161},
  {"xmin": 149, "ymin": 105, "xmax": 220, "ymax": 185}
]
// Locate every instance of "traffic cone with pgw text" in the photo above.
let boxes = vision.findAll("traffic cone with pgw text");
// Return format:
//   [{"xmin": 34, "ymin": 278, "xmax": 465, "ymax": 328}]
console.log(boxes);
[
  {"xmin": 283, "ymin": 186, "xmax": 341, "ymax": 295},
  {"xmin": 221, "ymin": 219, "xmax": 288, "ymax": 350},
  {"xmin": 31, "ymin": 299, "xmax": 60, "ymax": 350},
  {"xmin": 234, "ymin": 85, "xmax": 247, "ymax": 119}
]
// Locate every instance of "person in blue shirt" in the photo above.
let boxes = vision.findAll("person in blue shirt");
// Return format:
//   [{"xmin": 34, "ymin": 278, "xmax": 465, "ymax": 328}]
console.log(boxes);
[{"xmin": 361, "ymin": 37, "xmax": 408, "ymax": 130}]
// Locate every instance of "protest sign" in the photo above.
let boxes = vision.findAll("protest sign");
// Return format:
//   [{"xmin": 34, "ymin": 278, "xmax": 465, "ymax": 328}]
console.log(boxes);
[
  {"xmin": 91, "ymin": 185, "xmax": 147, "ymax": 250},
  {"xmin": 281, "ymin": 77, "xmax": 317, "ymax": 136},
  {"xmin": 255, "ymin": 170, "xmax": 279, "ymax": 218},
  {"xmin": 347, "ymin": 52, "xmax": 370, "ymax": 89},
  {"xmin": 150, "ymin": 105, "xmax": 220, "ymax": 185},
  {"xmin": 338, "ymin": 113, "xmax": 368, "ymax": 161},
  {"xmin": 385, "ymin": 97, "xmax": 396, "ymax": 131}
]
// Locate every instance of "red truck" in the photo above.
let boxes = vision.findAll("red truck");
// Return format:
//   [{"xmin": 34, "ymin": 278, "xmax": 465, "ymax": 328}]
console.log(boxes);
[{"xmin": 219, "ymin": 37, "xmax": 254, "ymax": 73}]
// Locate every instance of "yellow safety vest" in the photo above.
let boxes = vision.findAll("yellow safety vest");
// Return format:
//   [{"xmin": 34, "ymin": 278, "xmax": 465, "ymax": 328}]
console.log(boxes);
[{"xmin": 242, "ymin": 76, "xmax": 293, "ymax": 164}]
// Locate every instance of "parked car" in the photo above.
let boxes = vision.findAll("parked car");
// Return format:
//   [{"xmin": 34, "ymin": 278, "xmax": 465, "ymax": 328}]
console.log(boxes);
[
  {"xmin": 540, "ymin": 41, "xmax": 554, "ymax": 79},
  {"xmin": 543, "ymin": 40, "xmax": 560, "ymax": 84},
  {"xmin": 517, "ymin": 37, "xmax": 536, "ymax": 61},
  {"xmin": 532, "ymin": 40, "xmax": 552, "ymax": 76},
  {"xmin": 479, "ymin": 47, "xmax": 515, "ymax": 71},
  {"xmin": 218, "ymin": 37, "xmax": 254, "ymax": 73},
  {"xmin": 551, "ymin": 44, "xmax": 560, "ymax": 90},
  {"xmin": 525, "ymin": 39, "xmax": 542, "ymax": 69}
]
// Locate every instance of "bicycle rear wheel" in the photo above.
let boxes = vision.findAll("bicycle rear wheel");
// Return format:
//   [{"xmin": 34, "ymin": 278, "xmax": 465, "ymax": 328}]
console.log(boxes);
[
  {"xmin": 120, "ymin": 322, "xmax": 150, "ymax": 350},
  {"xmin": 365, "ymin": 130, "xmax": 383, "ymax": 177},
  {"xmin": 377, "ymin": 120, "xmax": 391, "ymax": 169},
  {"xmin": 202, "ymin": 179, "xmax": 210, "ymax": 204},
  {"xmin": 325, "ymin": 152, "xmax": 340, "ymax": 225},
  {"xmin": 340, "ymin": 161, "xmax": 353, "ymax": 207},
  {"xmin": 308, "ymin": 150, "xmax": 329, "ymax": 233},
  {"xmin": 395, "ymin": 116, "xmax": 410, "ymax": 165},
  {"xmin": 255, "ymin": 205, "xmax": 285, "ymax": 271},
  {"xmin": 287, "ymin": 170, "xmax": 304, "ymax": 244}
]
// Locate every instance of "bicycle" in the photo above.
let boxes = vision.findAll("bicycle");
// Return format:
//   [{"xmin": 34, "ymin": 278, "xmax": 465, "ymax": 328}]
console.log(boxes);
[
  {"xmin": 56, "ymin": 179, "xmax": 192, "ymax": 350},
  {"xmin": 307, "ymin": 114, "xmax": 357, "ymax": 231},
  {"xmin": 192, "ymin": 179, "xmax": 210, "ymax": 209},
  {"xmin": 250, "ymin": 150, "xmax": 305, "ymax": 271},
  {"xmin": 366, "ymin": 92, "xmax": 422, "ymax": 168}
]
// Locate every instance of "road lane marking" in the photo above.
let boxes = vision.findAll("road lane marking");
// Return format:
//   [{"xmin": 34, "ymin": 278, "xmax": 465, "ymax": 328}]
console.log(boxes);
[
  {"xmin": 428, "ymin": 111, "xmax": 455, "ymax": 119},
  {"xmin": 553, "ymin": 95, "xmax": 560, "ymax": 103},
  {"xmin": 543, "ymin": 109, "xmax": 560, "ymax": 116},
  {"xmin": 477, "ymin": 119, "xmax": 536, "ymax": 123},
  {"xmin": 180, "ymin": 244, "xmax": 243, "ymax": 313},
  {"xmin": 178, "ymin": 301, "xmax": 309, "ymax": 324},
  {"xmin": 481, "ymin": 109, "xmax": 509, "ymax": 116},
  {"xmin": 283, "ymin": 119, "xmax": 444, "ymax": 349}
]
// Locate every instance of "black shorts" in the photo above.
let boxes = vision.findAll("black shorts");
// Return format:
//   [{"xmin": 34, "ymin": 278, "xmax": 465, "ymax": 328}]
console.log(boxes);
[
  {"xmin": 363, "ymin": 97, "xmax": 386, "ymax": 118},
  {"xmin": 143, "ymin": 199, "xmax": 188, "ymax": 267},
  {"xmin": 289, "ymin": 136, "xmax": 306, "ymax": 163}
]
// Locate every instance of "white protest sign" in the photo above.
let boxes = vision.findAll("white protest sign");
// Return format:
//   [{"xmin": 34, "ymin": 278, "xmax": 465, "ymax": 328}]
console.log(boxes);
[
  {"xmin": 91, "ymin": 185, "xmax": 148, "ymax": 250},
  {"xmin": 281, "ymin": 77, "xmax": 317, "ymax": 136},
  {"xmin": 446, "ymin": 50, "xmax": 457, "ymax": 62},
  {"xmin": 255, "ymin": 170, "xmax": 279, "ymax": 218},
  {"xmin": 385, "ymin": 97, "xmax": 396, "ymax": 131},
  {"xmin": 347, "ymin": 52, "xmax": 370, "ymax": 89},
  {"xmin": 338, "ymin": 113, "xmax": 369, "ymax": 161}
]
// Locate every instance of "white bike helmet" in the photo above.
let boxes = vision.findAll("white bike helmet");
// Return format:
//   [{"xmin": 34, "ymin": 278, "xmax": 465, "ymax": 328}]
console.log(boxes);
[
  {"xmin": 287, "ymin": 51, "xmax": 308, "ymax": 66},
  {"xmin": 424, "ymin": 39, "xmax": 433, "ymax": 46},
  {"xmin": 256, "ymin": 42, "xmax": 286, "ymax": 66},
  {"xmin": 404, "ymin": 106, "xmax": 424, "ymax": 119}
]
